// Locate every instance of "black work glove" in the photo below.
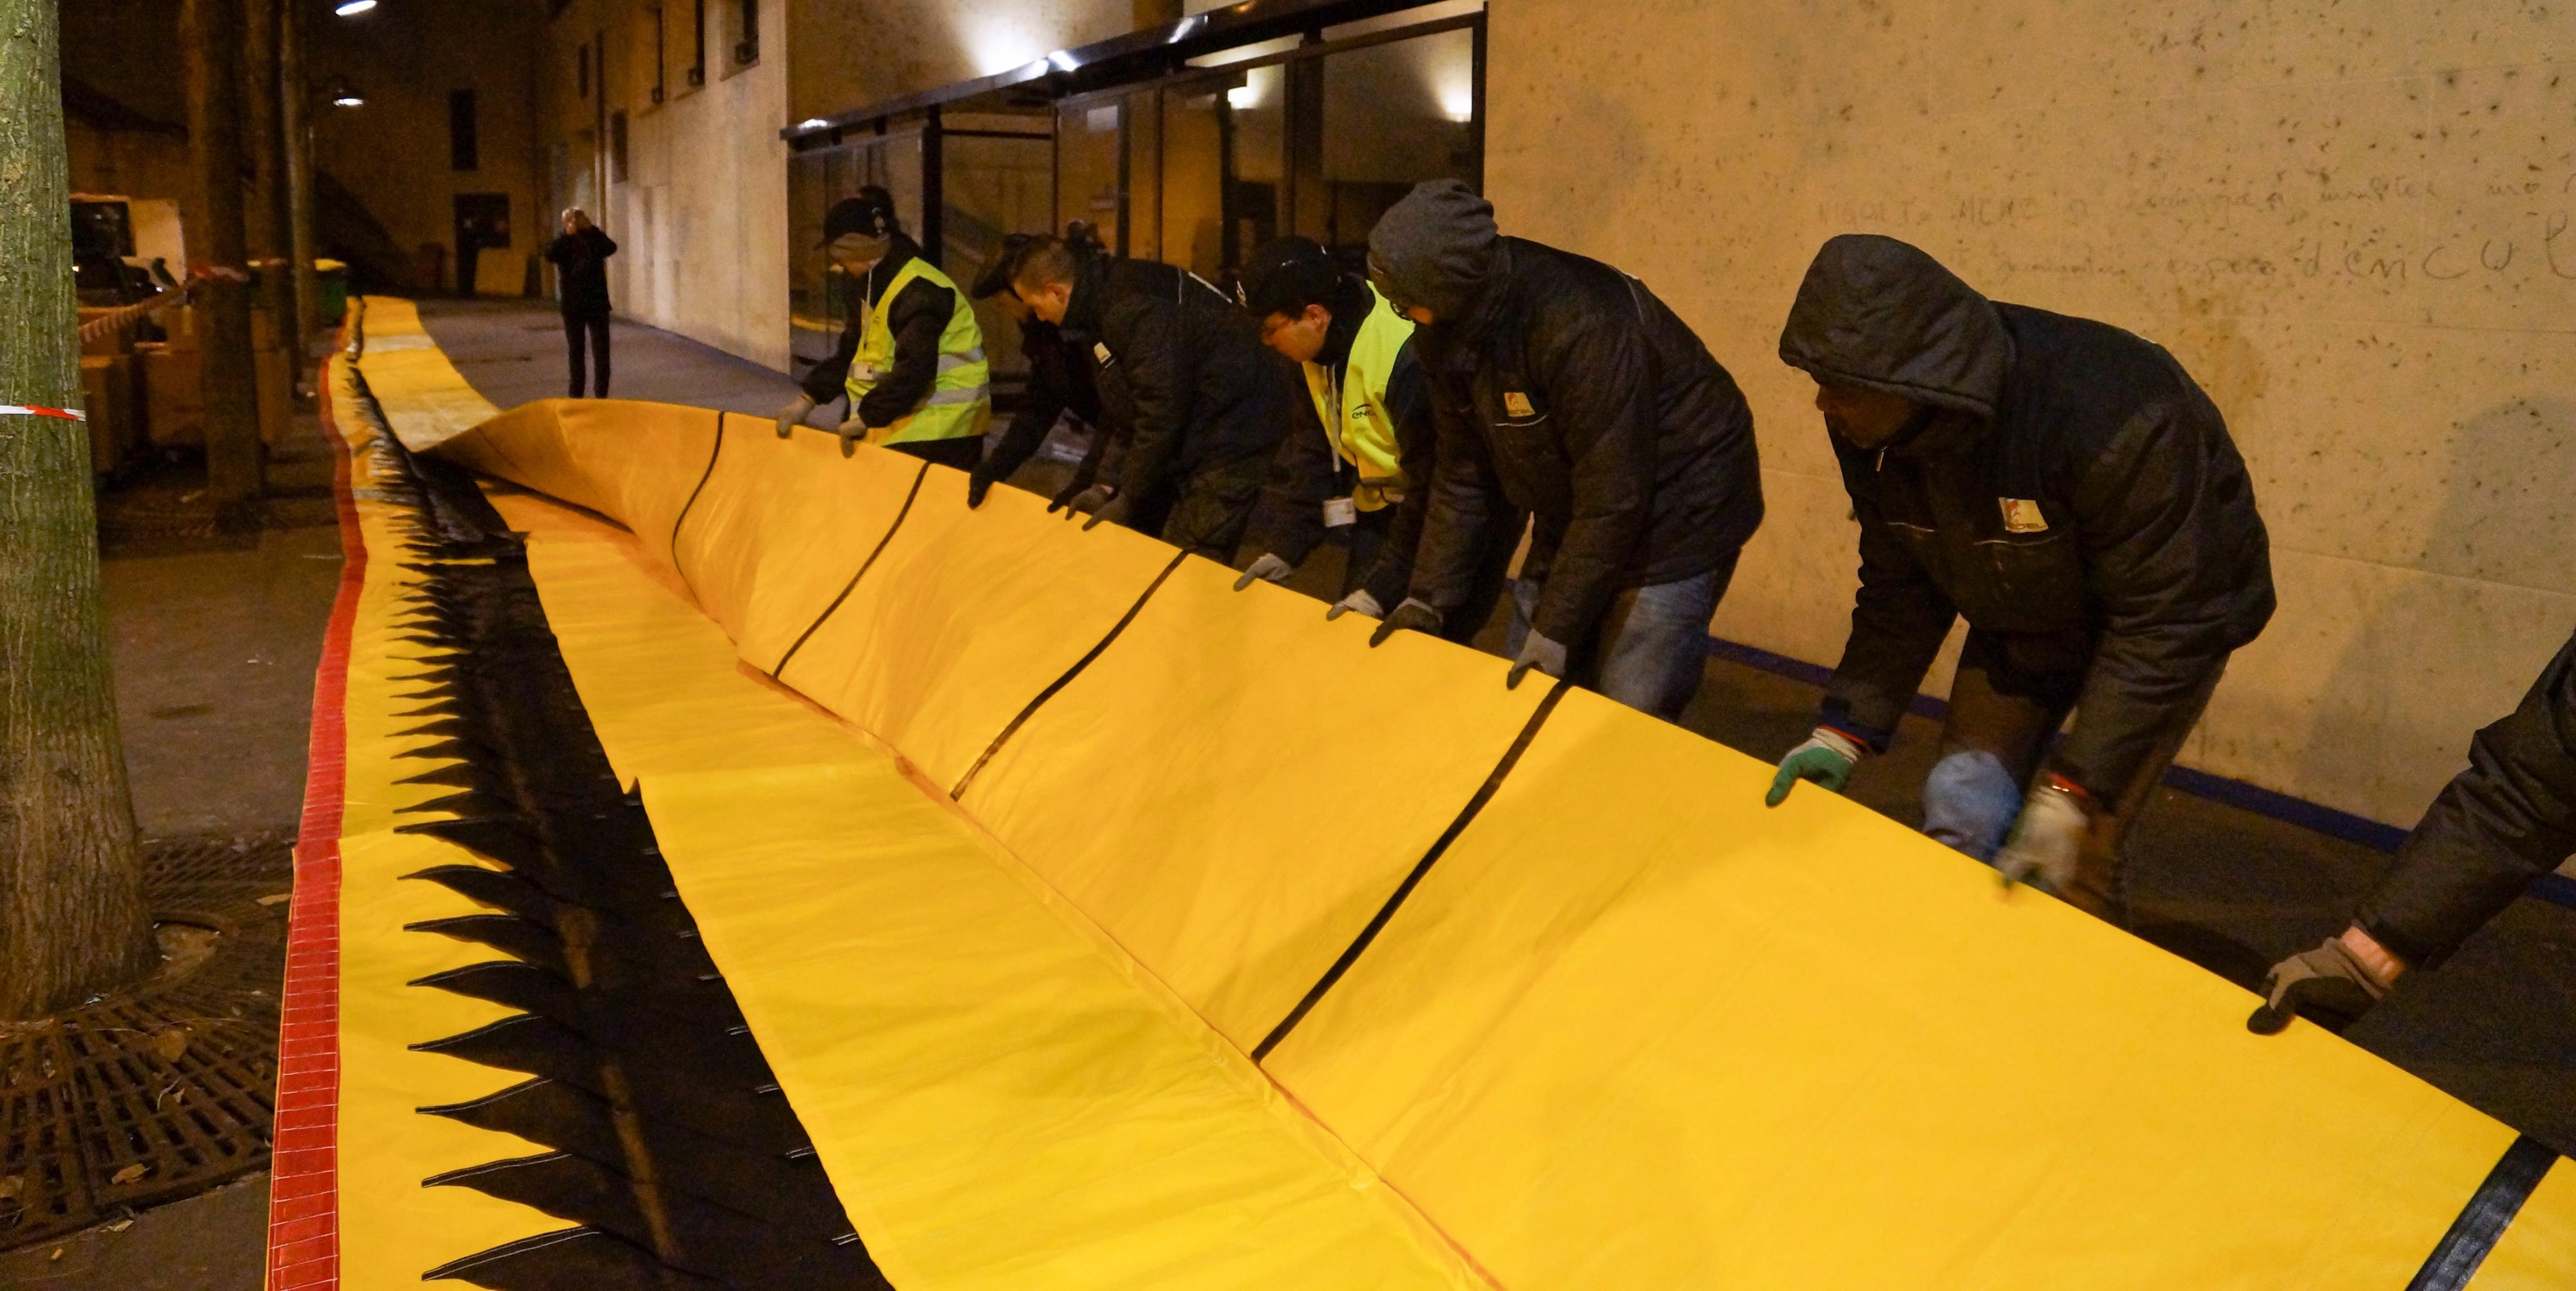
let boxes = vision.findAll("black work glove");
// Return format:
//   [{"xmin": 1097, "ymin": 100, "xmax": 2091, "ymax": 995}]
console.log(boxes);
[
  {"xmin": 1367, "ymin": 598, "xmax": 1443, "ymax": 648},
  {"xmin": 966, "ymin": 471, "xmax": 998, "ymax": 509},
  {"xmin": 2246, "ymin": 937, "xmax": 2393, "ymax": 1035}
]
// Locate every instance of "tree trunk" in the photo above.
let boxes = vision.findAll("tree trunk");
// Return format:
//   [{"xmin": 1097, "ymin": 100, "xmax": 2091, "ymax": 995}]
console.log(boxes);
[
  {"xmin": 279, "ymin": 0, "xmax": 321, "ymax": 350},
  {"xmin": 0, "ymin": 0, "xmax": 157, "ymax": 1021},
  {"xmin": 184, "ymin": 0, "xmax": 266, "ymax": 522},
  {"xmin": 242, "ymin": 0, "xmax": 303, "ymax": 383}
]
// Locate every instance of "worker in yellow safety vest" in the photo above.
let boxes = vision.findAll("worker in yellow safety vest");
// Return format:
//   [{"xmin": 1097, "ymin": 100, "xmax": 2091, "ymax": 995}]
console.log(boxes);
[
  {"xmin": 771, "ymin": 185, "xmax": 991, "ymax": 468},
  {"xmin": 1231, "ymin": 236, "xmax": 1515, "ymax": 646}
]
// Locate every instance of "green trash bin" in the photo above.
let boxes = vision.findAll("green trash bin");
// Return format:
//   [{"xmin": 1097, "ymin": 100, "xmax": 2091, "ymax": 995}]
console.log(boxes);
[{"xmin": 315, "ymin": 258, "xmax": 349, "ymax": 327}]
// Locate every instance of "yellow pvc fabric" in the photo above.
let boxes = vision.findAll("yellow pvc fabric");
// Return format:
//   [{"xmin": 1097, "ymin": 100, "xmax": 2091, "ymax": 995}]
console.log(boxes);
[
  {"xmin": 396, "ymin": 312, "xmax": 2576, "ymax": 1287},
  {"xmin": 478, "ymin": 487, "xmax": 1485, "ymax": 1289}
]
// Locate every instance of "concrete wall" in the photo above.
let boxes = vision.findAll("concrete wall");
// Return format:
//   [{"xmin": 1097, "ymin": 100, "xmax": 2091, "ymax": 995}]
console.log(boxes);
[
  {"xmin": 1482, "ymin": 0, "xmax": 2576, "ymax": 827},
  {"xmin": 788, "ymin": 0, "xmax": 1135, "ymax": 124},
  {"xmin": 545, "ymin": 0, "xmax": 794, "ymax": 369},
  {"xmin": 309, "ymin": 0, "xmax": 549, "ymax": 296}
]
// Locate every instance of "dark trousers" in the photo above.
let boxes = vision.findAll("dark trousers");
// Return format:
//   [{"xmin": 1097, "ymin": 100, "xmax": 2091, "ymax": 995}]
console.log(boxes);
[
  {"xmin": 1927, "ymin": 630, "xmax": 2225, "ymax": 922},
  {"xmin": 1155, "ymin": 450, "xmax": 1273, "ymax": 562},
  {"xmin": 564, "ymin": 312, "xmax": 611, "ymax": 398},
  {"xmin": 889, "ymin": 435, "xmax": 984, "ymax": 473}
]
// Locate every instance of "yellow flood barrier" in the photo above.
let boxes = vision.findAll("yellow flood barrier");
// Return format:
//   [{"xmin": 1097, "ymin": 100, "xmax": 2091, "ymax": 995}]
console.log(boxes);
[{"xmin": 362, "ymin": 297, "xmax": 2573, "ymax": 1287}]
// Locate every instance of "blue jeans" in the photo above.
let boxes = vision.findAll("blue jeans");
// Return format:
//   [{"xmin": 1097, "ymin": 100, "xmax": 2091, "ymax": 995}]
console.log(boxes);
[{"xmin": 1506, "ymin": 555, "xmax": 1736, "ymax": 722}]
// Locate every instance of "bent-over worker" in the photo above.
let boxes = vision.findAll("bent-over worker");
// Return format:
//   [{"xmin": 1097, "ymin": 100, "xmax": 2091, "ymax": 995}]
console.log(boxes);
[
  {"xmin": 1361, "ymin": 180, "xmax": 1765, "ymax": 720},
  {"xmin": 1767, "ymin": 233, "xmax": 2275, "ymax": 923},
  {"xmin": 773, "ymin": 187, "xmax": 990, "ymax": 469}
]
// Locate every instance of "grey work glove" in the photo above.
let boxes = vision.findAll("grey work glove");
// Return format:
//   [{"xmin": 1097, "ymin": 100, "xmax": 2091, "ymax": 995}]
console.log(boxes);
[
  {"xmin": 2247, "ymin": 938, "xmax": 2393, "ymax": 1035},
  {"xmin": 1368, "ymin": 598, "xmax": 1443, "ymax": 647},
  {"xmin": 1081, "ymin": 491, "xmax": 1134, "ymax": 532},
  {"xmin": 773, "ymin": 393, "xmax": 817, "ymax": 438},
  {"xmin": 1993, "ymin": 784, "xmax": 2090, "ymax": 893},
  {"xmin": 1507, "ymin": 631, "xmax": 1567, "ymax": 690},
  {"xmin": 1233, "ymin": 552, "xmax": 1294, "ymax": 591},
  {"xmin": 1046, "ymin": 478, "xmax": 1094, "ymax": 514},
  {"xmin": 1057, "ymin": 482, "xmax": 1115, "ymax": 520},
  {"xmin": 834, "ymin": 415, "xmax": 868, "ymax": 458},
  {"xmin": 1765, "ymin": 727, "xmax": 1863, "ymax": 807},
  {"xmin": 1325, "ymin": 588, "xmax": 1385, "ymax": 622}
]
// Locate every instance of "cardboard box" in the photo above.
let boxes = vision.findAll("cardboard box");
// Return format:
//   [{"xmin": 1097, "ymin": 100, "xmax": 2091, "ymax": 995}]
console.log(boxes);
[
  {"xmin": 79, "ymin": 354, "xmax": 137, "ymax": 475},
  {"xmin": 138, "ymin": 342, "xmax": 205, "ymax": 448}
]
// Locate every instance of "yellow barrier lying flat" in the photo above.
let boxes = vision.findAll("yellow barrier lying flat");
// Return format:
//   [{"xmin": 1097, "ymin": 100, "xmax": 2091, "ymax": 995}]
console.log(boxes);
[{"xmin": 346, "ymin": 296, "xmax": 2573, "ymax": 1288}]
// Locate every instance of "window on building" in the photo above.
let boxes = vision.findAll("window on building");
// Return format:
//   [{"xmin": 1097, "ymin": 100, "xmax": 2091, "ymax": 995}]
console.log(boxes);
[
  {"xmin": 649, "ymin": 5, "xmax": 667, "ymax": 104},
  {"xmin": 687, "ymin": 0, "xmax": 706, "ymax": 87},
  {"xmin": 448, "ymin": 89, "xmax": 479, "ymax": 171},
  {"xmin": 610, "ymin": 110, "xmax": 629, "ymax": 182},
  {"xmin": 1305, "ymin": 26, "xmax": 1477, "ymax": 256},
  {"xmin": 734, "ymin": 0, "xmax": 759, "ymax": 66}
]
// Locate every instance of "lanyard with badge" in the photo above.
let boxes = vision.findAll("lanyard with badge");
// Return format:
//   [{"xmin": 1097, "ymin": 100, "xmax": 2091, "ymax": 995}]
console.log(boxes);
[{"xmin": 1319, "ymin": 360, "xmax": 1358, "ymax": 529}]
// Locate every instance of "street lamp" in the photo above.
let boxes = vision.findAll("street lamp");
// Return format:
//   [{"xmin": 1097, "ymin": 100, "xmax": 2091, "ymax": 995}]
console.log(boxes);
[{"xmin": 333, "ymin": 0, "xmax": 377, "ymax": 15}]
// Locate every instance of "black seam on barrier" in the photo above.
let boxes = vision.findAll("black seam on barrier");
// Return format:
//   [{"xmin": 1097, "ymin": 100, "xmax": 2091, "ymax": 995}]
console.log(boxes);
[
  {"xmin": 1250, "ymin": 677, "xmax": 1573, "ymax": 1062},
  {"xmin": 949, "ymin": 550, "xmax": 1191, "ymax": 801},
  {"xmin": 2407, "ymin": 1134, "xmax": 2560, "ymax": 1291},
  {"xmin": 668, "ymin": 408, "xmax": 727, "ymax": 596},
  {"xmin": 768, "ymin": 459, "xmax": 931, "ymax": 679}
]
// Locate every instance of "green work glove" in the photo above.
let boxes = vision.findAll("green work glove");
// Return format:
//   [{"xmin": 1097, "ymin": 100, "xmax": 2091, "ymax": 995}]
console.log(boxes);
[
  {"xmin": 1325, "ymin": 589, "xmax": 1384, "ymax": 622},
  {"xmin": 2247, "ymin": 936, "xmax": 2394, "ymax": 1035},
  {"xmin": 773, "ymin": 394, "xmax": 817, "ymax": 438},
  {"xmin": 1765, "ymin": 728, "xmax": 1862, "ymax": 807},
  {"xmin": 1993, "ymin": 780, "xmax": 2090, "ymax": 893},
  {"xmin": 1507, "ymin": 631, "xmax": 1567, "ymax": 690},
  {"xmin": 1368, "ymin": 598, "xmax": 1443, "ymax": 647},
  {"xmin": 1234, "ymin": 552, "xmax": 1294, "ymax": 590}
]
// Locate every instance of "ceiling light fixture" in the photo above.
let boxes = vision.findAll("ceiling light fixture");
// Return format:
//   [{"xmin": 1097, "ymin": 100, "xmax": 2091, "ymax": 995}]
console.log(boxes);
[{"xmin": 334, "ymin": 0, "xmax": 378, "ymax": 16}]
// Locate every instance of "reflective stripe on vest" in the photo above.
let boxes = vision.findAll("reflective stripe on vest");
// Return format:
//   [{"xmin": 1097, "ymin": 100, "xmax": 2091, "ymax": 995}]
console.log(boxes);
[
  {"xmin": 845, "ymin": 258, "xmax": 992, "ymax": 445},
  {"xmin": 1303, "ymin": 283, "xmax": 1413, "ymax": 511}
]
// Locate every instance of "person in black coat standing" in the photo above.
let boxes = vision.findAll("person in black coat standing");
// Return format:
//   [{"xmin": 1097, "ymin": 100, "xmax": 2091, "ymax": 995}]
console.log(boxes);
[
  {"xmin": 1766, "ymin": 234, "xmax": 2275, "ymax": 923},
  {"xmin": 1361, "ymin": 180, "xmax": 1765, "ymax": 722},
  {"xmin": 544, "ymin": 209, "xmax": 618, "ymax": 398}
]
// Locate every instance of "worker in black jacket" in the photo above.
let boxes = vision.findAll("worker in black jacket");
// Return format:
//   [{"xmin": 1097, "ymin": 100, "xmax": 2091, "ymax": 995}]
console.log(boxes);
[
  {"xmin": 544, "ymin": 209, "xmax": 617, "ymax": 398},
  {"xmin": 1361, "ymin": 180, "xmax": 1765, "ymax": 721},
  {"xmin": 773, "ymin": 187, "xmax": 990, "ymax": 470},
  {"xmin": 964, "ymin": 231, "xmax": 1108, "ymax": 510},
  {"xmin": 1766, "ymin": 233, "xmax": 2275, "ymax": 922},
  {"xmin": 1010, "ymin": 236, "xmax": 1291, "ymax": 560},
  {"xmin": 1230, "ymin": 236, "xmax": 1512, "ymax": 644},
  {"xmin": 2251, "ymin": 627, "xmax": 2576, "ymax": 1033}
]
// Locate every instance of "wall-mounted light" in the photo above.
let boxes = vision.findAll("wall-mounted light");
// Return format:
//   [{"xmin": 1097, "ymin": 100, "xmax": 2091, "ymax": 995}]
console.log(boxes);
[
  {"xmin": 327, "ymin": 76, "xmax": 366, "ymax": 108},
  {"xmin": 333, "ymin": 0, "xmax": 378, "ymax": 15},
  {"xmin": 795, "ymin": 118, "xmax": 829, "ymax": 130}
]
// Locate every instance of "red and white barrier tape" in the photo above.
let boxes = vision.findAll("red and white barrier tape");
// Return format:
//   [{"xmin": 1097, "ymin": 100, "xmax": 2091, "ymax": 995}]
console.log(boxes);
[{"xmin": 0, "ymin": 405, "xmax": 88, "ymax": 422}]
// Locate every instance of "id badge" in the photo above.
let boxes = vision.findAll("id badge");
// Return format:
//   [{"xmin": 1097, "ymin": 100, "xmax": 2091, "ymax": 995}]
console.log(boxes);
[{"xmin": 1322, "ymin": 496, "xmax": 1358, "ymax": 528}]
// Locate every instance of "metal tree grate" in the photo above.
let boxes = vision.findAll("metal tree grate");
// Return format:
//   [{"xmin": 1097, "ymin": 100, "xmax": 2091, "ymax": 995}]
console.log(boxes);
[{"xmin": 0, "ymin": 833, "xmax": 292, "ymax": 1252}]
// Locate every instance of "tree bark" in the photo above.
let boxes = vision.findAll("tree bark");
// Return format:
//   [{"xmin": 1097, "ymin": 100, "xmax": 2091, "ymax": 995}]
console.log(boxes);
[
  {"xmin": 279, "ymin": 0, "xmax": 321, "ymax": 348},
  {"xmin": 242, "ymin": 0, "xmax": 303, "ymax": 379},
  {"xmin": 0, "ymin": 0, "xmax": 157, "ymax": 1020},
  {"xmin": 184, "ymin": 0, "xmax": 266, "ymax": 520}
]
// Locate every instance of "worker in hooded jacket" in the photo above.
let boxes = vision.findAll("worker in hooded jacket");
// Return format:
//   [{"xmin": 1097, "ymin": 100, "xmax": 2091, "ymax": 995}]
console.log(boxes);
[
  {"xmin": 773, "ymin": 186, "xmax": 992, "ymax": 470},
  {"xmin": 1360, "ymin": 180, "xmax": 1765, "ymax": 721},
  {"xmin": 1228, "ymin": 236, "xmax": 1516, "ymax": 644},
  {"xmin": 2251, "ymin": 625, "xmax": 2576, "ymax": 1035},
  {"xmin": 1766, "ymin": 233, "xmax": 2275, "ymax": 921},
  {"xmin": 1010, "ymin": 235, "xmax": 1291, "ymax": 560}
]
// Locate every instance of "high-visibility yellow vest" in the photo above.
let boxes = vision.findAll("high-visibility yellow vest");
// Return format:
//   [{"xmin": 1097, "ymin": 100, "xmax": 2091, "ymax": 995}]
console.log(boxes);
[
  {"xmin": 845, "ymin": 258, "xmax": 992, "ymax": 445},
  {"xmin": 1304, "ymin": 285, "xmax": 1412, "ymax": 511}
]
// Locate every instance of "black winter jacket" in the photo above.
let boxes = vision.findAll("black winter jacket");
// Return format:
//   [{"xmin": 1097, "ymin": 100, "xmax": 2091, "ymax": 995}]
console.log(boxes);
[
  {"xmin": 974, "ymin": 318, "xmax": 1104, "ymax": 489},
  {"xmin": 544, "ymin": 225, "xmax": 618, "ymax": 317},
  {"xmin": 1780, "ymin": 234, "xmax": 2275, "ymax": 801},
  {"xmin": 798, "ymin": 234, "xmax": 960, "ymax": 429},
  {"xmin": 2358, "ymin": 627, "xmax": 2576, "ymax": 967},
  {"xmin": 1410, "ymin": 238, "xmax": 1763, "ymax": 644},
  {"xmin": 1063, "ymin": 256, "xmax": 1290, "ymax": 502}
]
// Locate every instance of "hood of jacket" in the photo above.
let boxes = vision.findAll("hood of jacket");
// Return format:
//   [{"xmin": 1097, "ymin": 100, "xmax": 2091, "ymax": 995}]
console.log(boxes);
[{"xmin": 1777, "ymin": 234, "xmax": 2011, "ymax": 419}]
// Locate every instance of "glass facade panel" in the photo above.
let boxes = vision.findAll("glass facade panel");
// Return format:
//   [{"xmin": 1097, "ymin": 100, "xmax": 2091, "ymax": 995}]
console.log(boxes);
[
  {"xmin": 1308, "ymin": 27, "xmax": 1477, "ymax": 258},
  {"xmin": 787, "ymin": 133, "xmax": 922, "ymax": 383}
]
